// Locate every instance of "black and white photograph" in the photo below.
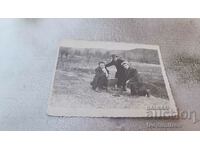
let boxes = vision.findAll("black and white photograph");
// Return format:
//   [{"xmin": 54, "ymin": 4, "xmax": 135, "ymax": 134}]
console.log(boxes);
[
  {"xmin": 1, "ymin": 18, "xmax": 200, "ymax": 131},
  {"xmin": 1, "ymin": 1, "xmax": 200, "ymax": 149},
  {"xmin": 48, "ymin": 40, "xmax": 177, "ymax": 117}
]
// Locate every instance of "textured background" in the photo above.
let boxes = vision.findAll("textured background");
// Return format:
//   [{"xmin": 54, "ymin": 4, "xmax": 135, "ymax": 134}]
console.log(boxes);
[{"xmin": 0, "ymin": 19, "xmax": 200, "ymax": 130}]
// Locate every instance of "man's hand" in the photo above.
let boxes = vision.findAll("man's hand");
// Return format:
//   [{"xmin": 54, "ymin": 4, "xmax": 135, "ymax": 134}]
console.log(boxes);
[{"xmin": 126, "ymin": 80, "xmax": 130, "ymax": 85}]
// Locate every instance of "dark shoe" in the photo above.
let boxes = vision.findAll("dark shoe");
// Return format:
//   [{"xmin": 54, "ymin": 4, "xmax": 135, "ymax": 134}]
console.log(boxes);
[{"xmin": 112, "ymin": 93, "xmax": 120, "ymax": 97}]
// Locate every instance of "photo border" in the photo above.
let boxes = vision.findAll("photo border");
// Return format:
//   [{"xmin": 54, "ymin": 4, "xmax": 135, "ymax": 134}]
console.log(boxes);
[{"xmin": 47, "ymin": 40, "xmax": 178, "ymax": 117}]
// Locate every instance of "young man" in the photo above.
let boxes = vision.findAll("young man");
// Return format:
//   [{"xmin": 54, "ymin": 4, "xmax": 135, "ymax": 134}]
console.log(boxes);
[
  {"xmin": 105, "ymin": 54, "xmax": 126, "ymax": 91},
  {"xmin": 91, "ymin": 62, "xmax": 109, "ymax": 91},
  {"xmin": 121, "ymin": 61, "xmax": 150, "ymax": 97}
]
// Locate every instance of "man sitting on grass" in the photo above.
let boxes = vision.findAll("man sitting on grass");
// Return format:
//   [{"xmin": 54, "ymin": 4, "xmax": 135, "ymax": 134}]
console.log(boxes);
[
  {"xmin": 90, "ymin": 62, "xmax": 109, "ymax": 92},
  {"xmin": 121, "ymin": 61, "xmax": 150, "ymax": 97}
]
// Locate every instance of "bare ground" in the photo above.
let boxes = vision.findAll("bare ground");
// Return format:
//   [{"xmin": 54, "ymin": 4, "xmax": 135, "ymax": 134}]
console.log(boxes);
[{"xmin": 51, "ymin": 70, "xmax": 169, "ymax": 109}]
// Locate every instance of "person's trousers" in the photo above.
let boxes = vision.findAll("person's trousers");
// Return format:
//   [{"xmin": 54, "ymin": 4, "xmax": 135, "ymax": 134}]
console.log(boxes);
[
  {"xmin": 115, "ymin": 71, "xmax": 126, "ymax": 89},
  {"xmin": 117, "ymin": 76, "xmax": 126, "ymax": 90}
]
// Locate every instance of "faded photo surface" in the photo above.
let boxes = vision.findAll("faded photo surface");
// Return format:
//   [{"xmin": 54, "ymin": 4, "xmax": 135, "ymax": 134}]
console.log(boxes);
[{"xmin": 48, "ymin": 40, "xmax": 177, "ymax": 117}]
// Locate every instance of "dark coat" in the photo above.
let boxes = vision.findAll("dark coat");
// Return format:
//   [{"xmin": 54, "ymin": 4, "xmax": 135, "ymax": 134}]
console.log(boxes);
[
  {"xmin": 105, "ymin": 58, "xmax": 125, "ymax": 78},
  {"xmin": 91, "ymin": 67, "xmax": 109, "ymax": 89},
  {"xmin": 94, "ymin": 67, "xmax": 109, "ymax": 78},
  {"xmin": 125, "ymin": 67, "xmax": 142, "ymax": 86},
  {"xmin": 125, "ymin": 67, "xmax": 149, "ymax": 96}
]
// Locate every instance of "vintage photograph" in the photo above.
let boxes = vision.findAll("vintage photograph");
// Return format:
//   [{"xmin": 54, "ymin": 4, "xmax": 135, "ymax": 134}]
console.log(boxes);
[{"xmin": 48, "ymin": 40, "xmax": 177, "ymax": 117}]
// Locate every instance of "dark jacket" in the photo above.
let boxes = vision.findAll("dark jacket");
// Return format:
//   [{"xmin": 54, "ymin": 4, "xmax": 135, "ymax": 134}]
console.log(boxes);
[
  {"xmin": 105, "ymin": 58, "xmax": 125, "ymax": 78},
  {"xmin": 125, "ymin": 67, "xmax": 142, "ymax": 85},
  {"xmin": 91, "ymin": 67, "xmax": 109, "ymax": 89},
  {"xmin": 94, "ymin": 67, "xmax": 109, "ymax": 78},
  {"xmin": 125, "ymin": 67, "xmax": 149, "ymax": 96}
]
